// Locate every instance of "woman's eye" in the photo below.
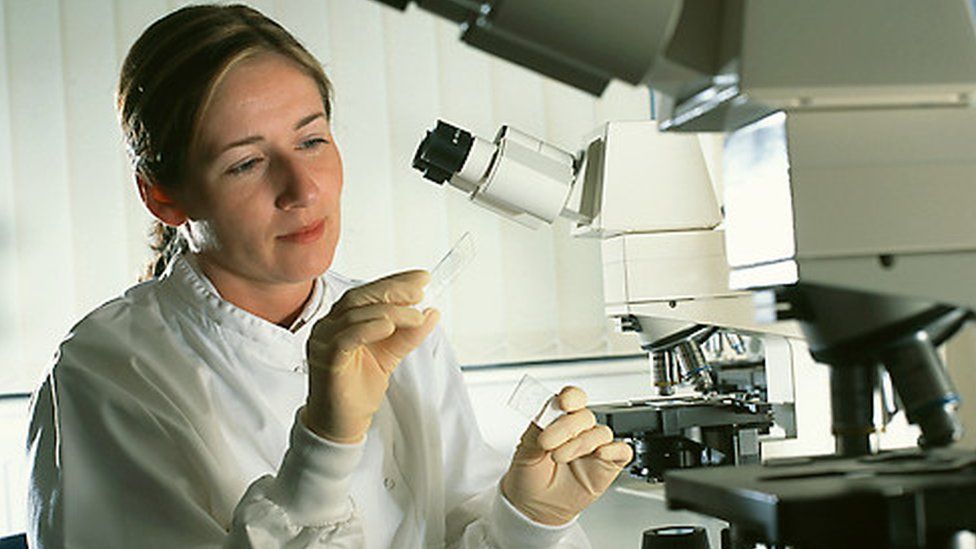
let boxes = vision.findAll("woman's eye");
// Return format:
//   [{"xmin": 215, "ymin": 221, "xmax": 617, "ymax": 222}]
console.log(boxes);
[
  {"xmin": 298, "ymin": 137, "xmax": 328, "ymax": 150},
  {"xmin": 227, "ymin": 157, "xmax": 262, "ymax": 175}
]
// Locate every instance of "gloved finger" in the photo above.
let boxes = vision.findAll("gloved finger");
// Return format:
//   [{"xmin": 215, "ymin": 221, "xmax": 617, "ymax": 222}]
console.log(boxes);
[
  {"xmin": 556, "ymin": 386, "xmax": 587, "ymax": 412},
  {"xmin": 551, "ymin": 424, "xmax": 614, "ymax": 463},
  {"xmin": 537, "ymin": 407, "xmax": 596, "ymax": 451},
  {"xmin": 334, "ymin": 303, "xmax": 426, "ymax": 332},
  {"xmin": 594, "ymin": 440, "xmax": 634, "ymax": 467},
  {"xmin": 407, "ymin": 307, "xmax": 440, "ymax": 341},
  {"xmin": 512, "ymin": 422, "xmax": 548, "ymax": 461},
  {"xmin": 308, "ymin": 317, "xmax": 396, "ymax": 368},
  {"xmin": 311, "ymin": 303, "xmax": 427, "ymax": 346},
  {"xmin": 333, "ymin": 270, "xmax": 429, "ymax": 313},
  {"xmin": 368, "ymin": 308, "xmax": 441, "ymax": 368}
]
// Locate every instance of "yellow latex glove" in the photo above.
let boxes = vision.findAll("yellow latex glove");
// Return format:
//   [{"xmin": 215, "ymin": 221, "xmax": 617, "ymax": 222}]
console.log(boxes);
[
  {"xmin": 303, "ymin": 270, "xmax": 439, "ymax": 443},
  {"xmin": 501, "ymin": 386, "xmax": 634, "ymax": 525}
]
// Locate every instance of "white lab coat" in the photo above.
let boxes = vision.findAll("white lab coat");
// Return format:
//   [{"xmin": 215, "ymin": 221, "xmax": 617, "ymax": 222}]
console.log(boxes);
[{"xmin": 26, "ymin": 255, "xmax": 590, "ymax": 548}]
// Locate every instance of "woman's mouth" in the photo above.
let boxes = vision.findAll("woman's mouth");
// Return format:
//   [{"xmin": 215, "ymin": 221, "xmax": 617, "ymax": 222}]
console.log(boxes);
[{"xmin": 278, "ymin": 219, "xmax": 326, "ymax": 244}]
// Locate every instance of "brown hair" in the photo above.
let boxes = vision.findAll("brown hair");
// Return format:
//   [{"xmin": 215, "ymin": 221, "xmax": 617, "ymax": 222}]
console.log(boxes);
[{"xmin": 117, "ymin": 3, "xmax": 333, "ymax": 279}]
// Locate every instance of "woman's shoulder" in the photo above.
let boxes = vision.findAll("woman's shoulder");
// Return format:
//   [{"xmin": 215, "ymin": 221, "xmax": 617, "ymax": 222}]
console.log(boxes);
[
  {"xmin": 32, "ymin": 280, "xmax": 207, "ymax": 461},
  {"xmin": 62, "ymin": 279, "xmax": 166, "ymax": 349},
  {"xmin": 40, "ymin": 276, "xmax": 224, "ymax": 434},
  {"xmin": 46, "ymin": 279, "xmax": 175, "ymax": 390}
]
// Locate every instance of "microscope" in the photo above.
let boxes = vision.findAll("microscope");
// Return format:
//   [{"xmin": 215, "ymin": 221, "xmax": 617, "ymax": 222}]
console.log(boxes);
[
  {"xmin": 411, "ymin": 116, "xmax": 801, "ymax": 481},
  {"xmin": 375, "ymin": 0, "xmax": 976, "ymax": 546}
]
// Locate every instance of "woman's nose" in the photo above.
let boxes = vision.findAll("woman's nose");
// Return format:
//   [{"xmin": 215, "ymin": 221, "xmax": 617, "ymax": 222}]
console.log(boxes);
[{"xmin": 275, "ymin": 156, "xmax": 319, "ymax": 209}]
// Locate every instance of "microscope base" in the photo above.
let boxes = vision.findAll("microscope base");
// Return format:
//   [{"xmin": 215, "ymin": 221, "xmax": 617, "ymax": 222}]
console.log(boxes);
[{"xmin": 665, "ymin": 448, "xmax": 976, "ymax": 548}]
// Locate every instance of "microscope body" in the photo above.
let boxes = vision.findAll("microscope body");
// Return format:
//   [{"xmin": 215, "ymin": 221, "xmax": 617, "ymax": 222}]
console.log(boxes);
[
  {"xmin": 576, "ymin": 122, "xmax": 803, "ymax": 482},
  {"xmin": 415, "ymin": 115, "xmax": 806, "ymax": 481}
]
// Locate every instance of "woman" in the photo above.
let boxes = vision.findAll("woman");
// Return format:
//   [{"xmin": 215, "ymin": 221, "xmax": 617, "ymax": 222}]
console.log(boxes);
[{"xmin": 26, "ymin": 5, "xmax": 632, "ymax": 548}]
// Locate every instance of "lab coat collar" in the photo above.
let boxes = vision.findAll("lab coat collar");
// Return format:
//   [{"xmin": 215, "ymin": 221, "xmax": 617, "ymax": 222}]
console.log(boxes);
[{"xmin": 156, "ymin": 253, "xmax": 339, "ymax": 359}]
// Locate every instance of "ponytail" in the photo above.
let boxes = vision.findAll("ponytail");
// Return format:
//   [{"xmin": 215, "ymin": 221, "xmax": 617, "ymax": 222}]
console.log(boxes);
[{"xmin": 142, "ymin": 221, "xmax": 189, "ymax": 281}]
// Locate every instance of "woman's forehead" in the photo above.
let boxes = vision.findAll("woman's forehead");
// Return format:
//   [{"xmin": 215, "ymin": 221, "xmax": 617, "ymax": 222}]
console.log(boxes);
[{"xmin": 196, "ymin": 54, "xmax": 326, "ymax": 151}]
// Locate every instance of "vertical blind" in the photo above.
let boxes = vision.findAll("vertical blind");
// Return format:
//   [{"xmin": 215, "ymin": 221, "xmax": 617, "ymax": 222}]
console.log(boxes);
[{"xmin": 0, "ymin": 0, "xmax": 649, "ymax": 393}]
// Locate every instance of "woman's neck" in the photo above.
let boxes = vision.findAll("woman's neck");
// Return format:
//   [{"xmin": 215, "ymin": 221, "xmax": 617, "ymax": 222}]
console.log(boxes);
[{"xmin": 192, "ymin": 254, "xmax": 314, "ymax": 328}]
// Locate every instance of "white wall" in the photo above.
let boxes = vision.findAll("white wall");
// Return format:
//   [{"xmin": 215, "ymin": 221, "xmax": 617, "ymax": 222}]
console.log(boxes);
[
  {"xmin": 0, "ymin": 0, "xmax": 651, "ymax": 395},
  {"xmin": 0, "ymin": 398, "xmax": 28, "ymax": 536}
]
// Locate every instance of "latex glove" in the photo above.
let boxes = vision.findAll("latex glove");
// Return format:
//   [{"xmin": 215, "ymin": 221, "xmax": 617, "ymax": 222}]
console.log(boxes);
[
  {"xmin": 501, "ymin": 386, "xmax": 634, "ymax": 525},
  {"xmin": 304, "ymin": 270, "xmax": 439, "ymax": 443}
]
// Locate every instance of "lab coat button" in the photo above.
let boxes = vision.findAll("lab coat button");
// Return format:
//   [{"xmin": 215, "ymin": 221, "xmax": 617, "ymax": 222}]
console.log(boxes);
[{"xmin": 384, "ymin": 477, "xmax": 396, "ymax": 490}]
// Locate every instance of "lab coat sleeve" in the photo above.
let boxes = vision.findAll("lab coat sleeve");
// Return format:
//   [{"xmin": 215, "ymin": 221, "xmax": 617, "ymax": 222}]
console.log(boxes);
[
  {"xmin": 226, "ymin": 409, "xmax": 368, "ymax": 548},
  {"xmin": 27, "ymin": 359, "xmax": 368, "ymax": 549},
  {"xmin": 429, "ymin": 332, "xmax": 591, "ymax": 549}
]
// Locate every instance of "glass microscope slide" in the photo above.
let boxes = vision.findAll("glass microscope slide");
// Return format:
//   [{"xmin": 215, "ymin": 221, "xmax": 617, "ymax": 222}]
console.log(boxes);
[
  {"xmin": 419, "ymin": 231, "xmax": 475, "ymax": 309},
  {"xmin": 507, "ymin": 374, "xmax": 563, "ymax": 428}
]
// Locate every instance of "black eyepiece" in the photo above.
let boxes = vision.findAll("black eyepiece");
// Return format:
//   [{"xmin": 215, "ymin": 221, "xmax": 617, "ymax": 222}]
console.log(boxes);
[
  {"xmin": 412, "ymin": 120, "xmax": 474, "ymax": 185},
  {"xmin": 372, "ymin": 0, "xmax": 411, "ymax": 10},
  {"xmin": 641, "ymin": 525, "xmax": 710, "ymax": 549}
]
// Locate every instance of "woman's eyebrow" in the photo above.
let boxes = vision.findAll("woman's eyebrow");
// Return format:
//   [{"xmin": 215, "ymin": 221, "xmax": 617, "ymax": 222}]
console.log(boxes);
[
  {"xmin": 295, "ymin": 112, "xmax": 325, "ymax": 131},
  {"xmin": 216, "ymin": 112, "xmax": 326, "ymax": 155},
  {"xmin": 220, "ymin": 135, "xmax": 263, "ymax": 154}
]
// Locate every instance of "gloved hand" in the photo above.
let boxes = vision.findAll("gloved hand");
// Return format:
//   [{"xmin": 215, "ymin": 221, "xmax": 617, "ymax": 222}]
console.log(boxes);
[
  {"xmin": 501, "ymin": 386, "xmax": 633, "ymax": 525},
  {"xmin": 303, "ymin": 270, "xmax": 439, "ymax": 443}
]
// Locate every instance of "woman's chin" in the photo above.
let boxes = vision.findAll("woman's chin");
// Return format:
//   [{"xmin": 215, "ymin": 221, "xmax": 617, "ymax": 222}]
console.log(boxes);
[{"xmin": 277, "ymin": 251, "xmax": 333, "ymax": 282}]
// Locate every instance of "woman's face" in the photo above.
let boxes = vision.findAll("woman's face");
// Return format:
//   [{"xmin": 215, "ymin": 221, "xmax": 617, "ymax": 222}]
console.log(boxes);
[{"xmin": 179, "ymin": 53, "xmax": 342, "ymax": 288}]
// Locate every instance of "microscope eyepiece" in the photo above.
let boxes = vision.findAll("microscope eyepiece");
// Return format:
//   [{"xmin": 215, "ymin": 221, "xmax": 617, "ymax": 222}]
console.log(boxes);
[
  {"xmin": 641, "ymin": 525, "xmax": 709, "ymax": 549},
  {"xmin": 412, "ymin": 120, "xmax": 474, "ymax": 185},
  {"xmin": 410, "ymin": 118, "xmax": 579, "ymax": 227},
  {"xmin": 372, "ymin": 0, "xmax": 410, "ymax": 9}
]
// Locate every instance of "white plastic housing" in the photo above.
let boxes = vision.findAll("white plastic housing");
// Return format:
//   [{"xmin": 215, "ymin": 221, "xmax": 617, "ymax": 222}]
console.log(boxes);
[
  {"xmin": 452, "ymin": 136, "xmax": 495, "ymax": 194},
  {"xmin": 724, "ymin": 107, "xmax": 976, "ymax": 310},
  {"xmin": 448, "ymin": 126, "xmax": 576, "ymax": 227},
  {"xmin": 601, "ymin": 231, "xmax": 802, "ymax": 338},
  {"xmin": 572, "ymin": 121, "xmax": 721, "ymax": 237}
]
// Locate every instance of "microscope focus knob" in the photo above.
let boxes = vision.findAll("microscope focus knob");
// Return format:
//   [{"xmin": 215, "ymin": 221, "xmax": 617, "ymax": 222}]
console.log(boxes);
[{"xmin": 641, "ymin": 526, "xmax": 709, "ymax": 549}]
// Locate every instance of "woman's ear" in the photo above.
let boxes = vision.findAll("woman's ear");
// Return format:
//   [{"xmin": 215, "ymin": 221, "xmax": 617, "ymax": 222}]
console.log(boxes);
[{"xmin": 136, "ymin": 175, "xmax": 188, "ymax": 226}]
